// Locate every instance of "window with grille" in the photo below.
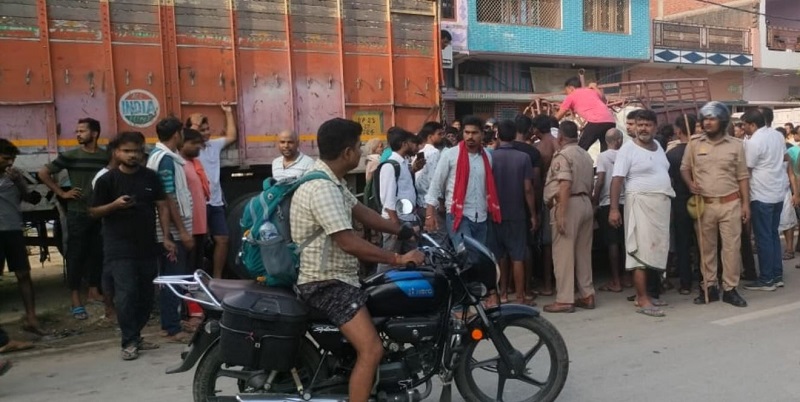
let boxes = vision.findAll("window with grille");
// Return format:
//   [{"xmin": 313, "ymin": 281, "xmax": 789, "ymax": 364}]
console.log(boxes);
[
  {"xmin": 583, "ymin": 0, "xmax": 629, "ymax": 34},
  {"xmin": 476, "ymin": 0, "xmax": 561, "ymax": 29},
  {"xmin": 441, "ymin": 0, "xmax": 456, "ymax": 20}
]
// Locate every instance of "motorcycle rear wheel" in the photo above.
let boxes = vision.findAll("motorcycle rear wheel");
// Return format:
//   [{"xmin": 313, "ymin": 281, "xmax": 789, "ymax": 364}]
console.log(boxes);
[
  {"xmin": 193, "ymin": 339, "xmax": 323, "ymax": 402},
  {"xmin": 454, "ymin": 315, "xmax": 569, "ymax": 402}
]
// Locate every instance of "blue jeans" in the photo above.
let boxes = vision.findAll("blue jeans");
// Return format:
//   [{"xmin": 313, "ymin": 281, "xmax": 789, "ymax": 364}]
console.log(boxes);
[
  {"xmin": 158, "ymin": 241, "xmax": 188, "ymax": 336},
  {"xmin": 751, "ymin": 200, "xmax": 783, "ymax": 284},
  {"xmin": 445, "ymin": 214, "xmax": 488, "ymax": 250}
]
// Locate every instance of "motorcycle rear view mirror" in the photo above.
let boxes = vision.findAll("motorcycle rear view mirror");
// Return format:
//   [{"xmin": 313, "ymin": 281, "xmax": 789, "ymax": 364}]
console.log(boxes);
[{"xmin": 396, "ymin": 199, "xmax": 415, "ymax": 215}]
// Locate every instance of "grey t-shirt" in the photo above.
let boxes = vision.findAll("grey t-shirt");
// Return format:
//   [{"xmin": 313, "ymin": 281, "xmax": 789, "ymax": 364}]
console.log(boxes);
[
  {"xmin": 0, "ymin": 174, "xmax": 23, "ymax": 231},
  {"xmin": 492, "ymin": 144, "xmax": 533, "ymax": 221}
]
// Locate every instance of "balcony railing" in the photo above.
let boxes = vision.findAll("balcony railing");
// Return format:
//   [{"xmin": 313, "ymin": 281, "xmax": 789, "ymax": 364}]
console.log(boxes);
[
  {"xmin": 653, "ymin": 20, "xmax": 751, "ymax": 54},
  {"xmin": 766, "ymin": 25, "xmax": 800, "ymax": 52}
]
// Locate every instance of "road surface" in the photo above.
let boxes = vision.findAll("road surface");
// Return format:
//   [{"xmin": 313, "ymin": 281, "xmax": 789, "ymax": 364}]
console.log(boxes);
[{"xmin": 3, "ymin": 273, "xmax": 800, "ymax": 402}]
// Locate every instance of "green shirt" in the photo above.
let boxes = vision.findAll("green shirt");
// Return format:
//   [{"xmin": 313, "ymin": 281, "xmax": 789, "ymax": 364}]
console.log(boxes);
[{"xmin": 46, "ymin": 147, "xmax": 110, "ymax": 213}]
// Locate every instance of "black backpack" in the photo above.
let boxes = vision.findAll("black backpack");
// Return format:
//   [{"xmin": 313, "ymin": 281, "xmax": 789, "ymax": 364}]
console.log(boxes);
[{"xmin": 364, "ymin": 160, "xmax": 401, "ymax": 213}]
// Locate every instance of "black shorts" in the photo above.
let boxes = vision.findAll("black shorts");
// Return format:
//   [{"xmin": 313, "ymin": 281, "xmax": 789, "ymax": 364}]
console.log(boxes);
[
  {"xmin": 596, "ymin": 205, "xmax": 625, "ymax": 246},
  {"xmin": 296, "ymin": 280, "xmax": 369, "ymax": 327},
  {"xmin": 0, "ymin": 231, "xmax": 30, "ymax": 272},
  {"xmin": 207, "ymin": 205, "xmax": 229, "ymax": 237},
  {"xmin": 495, "ymin": 220, "xmax": 528, "ymax": 262}
]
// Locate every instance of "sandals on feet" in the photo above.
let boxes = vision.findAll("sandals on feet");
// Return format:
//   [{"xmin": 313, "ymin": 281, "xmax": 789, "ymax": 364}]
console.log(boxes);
[
  {"xmin": 598, "ymin": 283, "xmax": 623, "ymax": 293},
  {"xmin": 636, "ymin": 306, "xmax": 665, "ymax": 317},
  {"xmin": 121, "ymin": 345, "xmax": 139, "ymax": 361},
  {"xmin": 71, "ymin": 306, "xmax": 88, "ymax": 320},
  {"xmin": 783, "ymin": 251, "xmax": 795, "ymax": 260}
]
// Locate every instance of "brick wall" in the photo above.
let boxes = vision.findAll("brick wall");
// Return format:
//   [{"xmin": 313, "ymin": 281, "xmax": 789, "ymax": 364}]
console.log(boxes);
[
  {"xmin": 650, "ymin": 0, "xmax": 747, "ymax": 18},
  {"xmin": 467, "ymin": 0, "xmax": 651, "ymax": 60}
]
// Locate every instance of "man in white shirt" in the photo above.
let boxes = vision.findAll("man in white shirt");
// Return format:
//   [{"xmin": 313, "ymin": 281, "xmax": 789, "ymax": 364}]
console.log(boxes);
[
  {"xmin": 271, "ymin": 130, "xmax": 315, "ymax": 181},
  {"xmin": 424, "ymin": 116, "xmax": 502, "ymax": 249},
  {"xmin": 377, "ymin": 129, "xmax": 418, "ymax": 266},
  {"xmin": 609, "ymin": 110, "xmax": 675, "ymax": 317},
  {"xmin": 742, "ymin": 108, "xmax": 789, "ymax": 290},
  {"xmin": 414, "ymin": 122, "xmax": 443, "ymax": 207},
  {"xmin": 593, "ymin": 128, "xmax": 625, "ymax": 293},
  {"xmin": 190, "ymin": 103, "xmax": 237, "ymax": 279}
]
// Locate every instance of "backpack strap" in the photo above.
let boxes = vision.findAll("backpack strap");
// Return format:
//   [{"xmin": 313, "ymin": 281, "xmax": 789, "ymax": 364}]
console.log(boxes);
[
  {"xmin": 373, "ymin": 159, "xmax": 402, "ymax": 203},
  {"xmin": 291, "ymin": 170, "xmax": 336, "ymax": 254}
]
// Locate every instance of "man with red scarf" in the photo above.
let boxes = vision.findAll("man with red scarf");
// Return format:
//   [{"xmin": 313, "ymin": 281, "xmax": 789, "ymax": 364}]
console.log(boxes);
[{"xmin": 424, "ymin": 115, "xmax": 502, "ymax": 248}]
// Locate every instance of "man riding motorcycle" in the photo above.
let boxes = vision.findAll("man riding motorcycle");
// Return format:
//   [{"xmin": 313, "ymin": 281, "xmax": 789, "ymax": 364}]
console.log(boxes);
[{"xmin": 290, "ymin": 118, "xmax": 425, "ymax": 402}]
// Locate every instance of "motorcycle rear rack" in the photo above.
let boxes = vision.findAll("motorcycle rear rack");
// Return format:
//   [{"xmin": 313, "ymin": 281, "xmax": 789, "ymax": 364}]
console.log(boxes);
[{"xmin": 153, "ymin": 270, "xmax": 222, "ymax": 308}]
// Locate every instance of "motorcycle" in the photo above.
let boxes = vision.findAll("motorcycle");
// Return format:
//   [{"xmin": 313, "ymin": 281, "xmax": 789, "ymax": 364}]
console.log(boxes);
[{"xmin": 154, "ymin": 200, "xmax": 569, "ymax": 402}]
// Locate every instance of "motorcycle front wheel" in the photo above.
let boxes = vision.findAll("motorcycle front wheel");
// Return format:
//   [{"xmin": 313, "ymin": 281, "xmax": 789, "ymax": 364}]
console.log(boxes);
[
  {"xmin": 193, "ymin": 339, "xmax": 323, "ymax": 402},
  {"xmin": 454, "ymin": 315, "xmax": 569, "ymax": 402}
]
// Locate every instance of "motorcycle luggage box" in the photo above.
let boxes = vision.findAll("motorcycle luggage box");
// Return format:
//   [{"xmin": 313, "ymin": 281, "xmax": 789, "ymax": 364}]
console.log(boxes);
[{"xmin": 220, "ymin": 287, "xmax": 308, "ymax": 371}]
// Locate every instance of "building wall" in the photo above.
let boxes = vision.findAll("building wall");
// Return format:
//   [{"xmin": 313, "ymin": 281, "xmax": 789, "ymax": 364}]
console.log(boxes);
[
  {"xmin": 459, "ymin": 61, "xmax": 534, "ymax": 93},
  {"xmin": 625, "ymin": 67, "xmax": 746, "ymax": 102},
  {"xmin": 650, "ymin": 0, "xmax": 747, "ymax": 19},
  {"xmin": 757, "ymin": 0, "xmax": 800, "ymax": 69},
  {"xmin": 467, "ymin": 0, "xmax": 651, "ymax": 60},
  {"xmin": 765, "ymin": 0, "xmax": 800, "ymax": 30},
  {"xmin": 743, "ymin": 71, "xmax": 800, "ymax": 102}
]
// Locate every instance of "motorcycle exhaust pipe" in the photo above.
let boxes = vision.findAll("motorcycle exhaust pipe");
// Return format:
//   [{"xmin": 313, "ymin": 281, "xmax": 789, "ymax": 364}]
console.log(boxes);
[
  {"xmin": 236, "ymin": 395, "xmax": 348, "ymax": 402},
  {"xmin": 236, "ymin": 391, "xmax": 423, "ymax": 402}
]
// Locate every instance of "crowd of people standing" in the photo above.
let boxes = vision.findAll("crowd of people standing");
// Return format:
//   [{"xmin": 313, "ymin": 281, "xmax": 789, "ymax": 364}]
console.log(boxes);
[{"xmin": 2, "ymin": 76, "xmax": 800, "ymax": 369}]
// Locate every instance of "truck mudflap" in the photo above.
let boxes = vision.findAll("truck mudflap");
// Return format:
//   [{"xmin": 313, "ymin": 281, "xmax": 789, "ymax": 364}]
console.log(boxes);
[{"xmin": 165, "ymin": 320, "xmax": 220, "ymax": 374}]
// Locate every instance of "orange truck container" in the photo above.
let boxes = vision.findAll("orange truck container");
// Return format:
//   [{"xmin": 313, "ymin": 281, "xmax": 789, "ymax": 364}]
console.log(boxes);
[{"xmin": 1, "ymin": 0, "xmax": 441, "ymax": 253}]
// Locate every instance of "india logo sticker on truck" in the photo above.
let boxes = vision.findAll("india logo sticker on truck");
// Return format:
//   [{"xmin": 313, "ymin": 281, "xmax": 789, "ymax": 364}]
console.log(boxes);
[{"xmin": 119, "ymin": 89, "xmax": 160, "ymax": 128}]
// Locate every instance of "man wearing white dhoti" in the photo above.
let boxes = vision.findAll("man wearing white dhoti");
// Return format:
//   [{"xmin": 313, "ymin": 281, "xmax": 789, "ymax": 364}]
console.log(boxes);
[{"xmin": 609, "ymin": 110, "xmax": 675, "ymax": 317}]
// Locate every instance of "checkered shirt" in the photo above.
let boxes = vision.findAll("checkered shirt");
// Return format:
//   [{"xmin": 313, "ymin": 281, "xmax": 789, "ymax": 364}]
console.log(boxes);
[{"xmin": 291, "ymin": 160, "xmax": 360, "ymax": 287}]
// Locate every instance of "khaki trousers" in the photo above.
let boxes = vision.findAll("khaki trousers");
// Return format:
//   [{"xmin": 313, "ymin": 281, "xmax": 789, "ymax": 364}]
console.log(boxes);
[
  {"xmin": 696, "ymin": 199, "xmax": 742, "ymax": 291},
  {"xmin": 551, "ymin": 196, "xmax": 595, "ymax": 304}
]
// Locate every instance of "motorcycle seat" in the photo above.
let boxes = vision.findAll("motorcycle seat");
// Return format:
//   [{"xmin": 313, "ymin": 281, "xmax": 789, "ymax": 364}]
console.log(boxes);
[{"xmin": 208, "ymin": 279, "xmax": 289, "ymax": 302}]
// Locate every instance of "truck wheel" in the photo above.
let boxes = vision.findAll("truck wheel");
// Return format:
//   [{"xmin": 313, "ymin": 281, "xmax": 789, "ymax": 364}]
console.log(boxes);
[{"xmin": 224, "ymin": 192, "xmax": 259, "ymax": 279}]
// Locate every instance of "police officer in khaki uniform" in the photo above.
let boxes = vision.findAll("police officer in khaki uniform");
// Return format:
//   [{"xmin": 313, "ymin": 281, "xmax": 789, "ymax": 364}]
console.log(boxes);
[
  {"xmin": 680, "ymin": 101, "xmax": 749, "ymax": 307},
  {"xmin": 543, "ymin": 121, "xmax": 596, "ymax": 313}
]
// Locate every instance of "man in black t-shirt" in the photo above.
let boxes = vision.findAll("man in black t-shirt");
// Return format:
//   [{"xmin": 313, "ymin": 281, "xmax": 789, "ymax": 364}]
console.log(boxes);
[
  {"xmin": 512, "ymin": 115, "xmax": 543, "ymax": 295},
  {"xmin": 90, "ymin": 132, "xmax": 173, "ymax": 361}
]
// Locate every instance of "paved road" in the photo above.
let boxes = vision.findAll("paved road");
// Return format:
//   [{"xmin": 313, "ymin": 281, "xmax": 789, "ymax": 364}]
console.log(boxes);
[{"xmin": 3, "ymin": 270, "xmax": 800, "ymax": 402}]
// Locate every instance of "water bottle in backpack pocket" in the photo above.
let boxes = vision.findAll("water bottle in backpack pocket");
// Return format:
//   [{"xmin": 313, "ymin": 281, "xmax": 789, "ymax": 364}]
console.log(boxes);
[{"xmin": 239, "ymin": 172, "xmax": 331, "ymax": 286}]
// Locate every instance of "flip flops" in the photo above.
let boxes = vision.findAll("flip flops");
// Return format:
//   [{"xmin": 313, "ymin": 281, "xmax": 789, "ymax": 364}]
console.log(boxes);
[
  {"xmin": 598, "ymin": 283, "xmax": 623, "ymax": 293},
  {"xmin": 71, "ymin": 306, "xmax": 88, "ymax": 320},
  {"xmin": 636, "ymin": 306, "xmax": 665, "ymax": 317}
]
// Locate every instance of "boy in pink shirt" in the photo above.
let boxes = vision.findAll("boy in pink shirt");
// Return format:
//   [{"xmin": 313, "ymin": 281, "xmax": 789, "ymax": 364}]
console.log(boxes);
[{"xmin": 556, "ymin": 76, "xmax": 617, "ymax": 152}]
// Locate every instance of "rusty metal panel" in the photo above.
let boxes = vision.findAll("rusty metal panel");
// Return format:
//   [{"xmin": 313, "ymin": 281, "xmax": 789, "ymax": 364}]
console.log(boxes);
[
  {"xmin": 0, "ymin": 0, "xmax": 441, "ymax": 168},
  {"xmin": 290, "ymin": 0, "xmax": 338, "ymax": 48},
  {"xmin": 47, "ymin": 0, "xmax": 101, "ymax": 41},
  {"xmin": 342, "ymin": 0, "xmax": 387, "ymax": 48},
  {"xmin": 392, "ymin": 13, "xmax": 434, "ymax": 55},
  {"xmin": 236, "ymin": 0, "xmax": 286, "ymax": 47},
  {"xmin": 0, "ymin": 0, "xmax": 39, "ymax": 39},
  {"xmin": 174, "ymin": 0, "xmax": 231, "ymax": 46},
  {"xmin": 109, "ymin": 0, "xmax": 160, "ymax": 44}
]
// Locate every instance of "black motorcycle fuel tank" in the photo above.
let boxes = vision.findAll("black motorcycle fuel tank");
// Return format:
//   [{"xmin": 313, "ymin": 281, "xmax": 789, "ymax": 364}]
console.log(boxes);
[{"xmin": 365, "ymin": 270, "xmax": 448, "ymax": 317}]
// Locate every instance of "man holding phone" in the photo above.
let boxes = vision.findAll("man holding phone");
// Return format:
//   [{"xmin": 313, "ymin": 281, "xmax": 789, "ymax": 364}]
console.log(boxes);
[
  {"xmin": 377, "ymin": 128, "xmax": 419, "ymax": 270},
  {"xmin": 91, "ymin": 131, "xmax": 174, "ymax": 360}
]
